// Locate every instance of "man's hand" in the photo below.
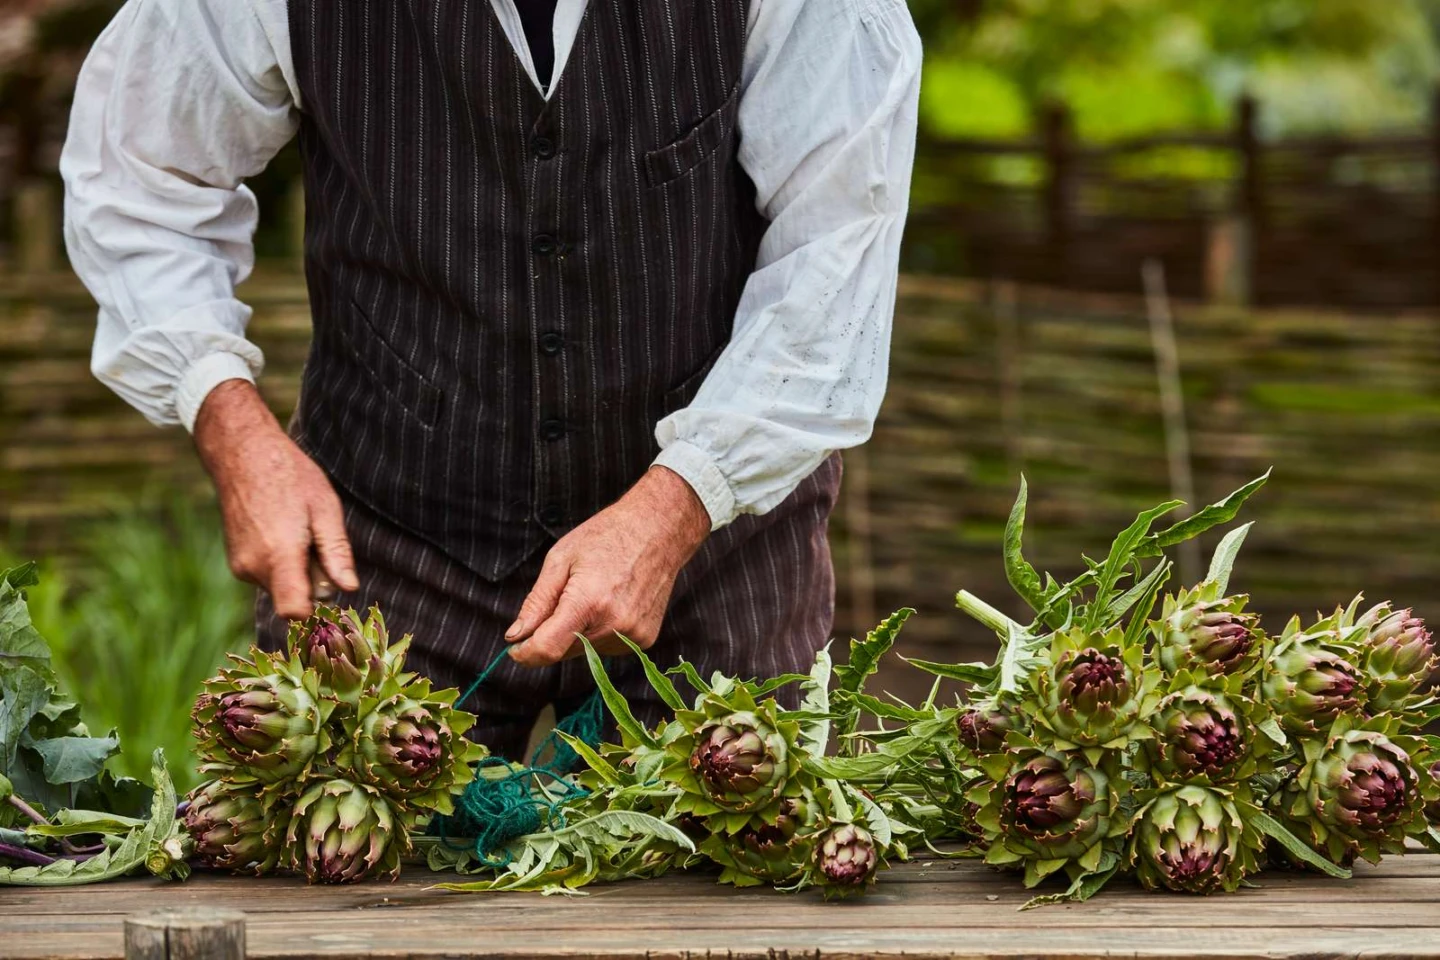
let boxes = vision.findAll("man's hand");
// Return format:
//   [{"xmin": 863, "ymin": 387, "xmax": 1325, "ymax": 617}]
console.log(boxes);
[
  {"xmin": 194, "ymin": 379, "xmax": 359, "ymax": 620},
  {"xmin": 506, "ymin": 466, "xmax": 711, "ymax": 666}
]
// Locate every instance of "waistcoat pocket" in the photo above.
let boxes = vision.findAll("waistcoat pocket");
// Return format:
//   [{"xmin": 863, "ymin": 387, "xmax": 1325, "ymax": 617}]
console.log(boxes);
[
  {"xmin": 643, "ymin": 84, "xmax": 740, "ymax": 188},
  {"xmin": 334, "ymin": 297, "xmax": 445, "ymax": 429}
]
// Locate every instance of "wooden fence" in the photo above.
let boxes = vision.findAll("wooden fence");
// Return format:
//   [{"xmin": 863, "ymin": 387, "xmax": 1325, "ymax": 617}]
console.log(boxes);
[
  {"xmin": 905, "ymin": 94, "xmax": 1440, "ymax": 310},
  {"xmin": 4, "ymin": 272, "xmax": 1439, "ymax": 700}
]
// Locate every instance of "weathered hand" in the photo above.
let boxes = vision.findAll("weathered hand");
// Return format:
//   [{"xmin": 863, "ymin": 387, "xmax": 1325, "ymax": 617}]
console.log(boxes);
[
  {"xmin": 194, "ymin": 379, "xmax": 359, "ymax": 620},
  {"xmin": 506, "ymin": 466, "xmax": 712, "ymax": 666}
]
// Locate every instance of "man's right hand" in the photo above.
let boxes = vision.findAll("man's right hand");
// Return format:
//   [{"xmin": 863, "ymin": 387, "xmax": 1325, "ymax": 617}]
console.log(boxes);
[{"xmin": 194, "ymin": 379, "xmax": 359, "ymax": 620}]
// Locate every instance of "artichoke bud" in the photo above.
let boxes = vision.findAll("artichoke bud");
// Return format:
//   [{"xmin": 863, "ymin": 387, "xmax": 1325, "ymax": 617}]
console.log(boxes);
[
  {"xmin": 956, "ymin": 703, "xmax": 1017, "ymax": 755},
  {"xmin": 183, "ymin": 779, "xmax": 280, "ymax": 874},
  {"xmin": 1129, "ymin": 785, "xmax": 1256, "ymax": 894},
  {"xmin": 1292, "ymin": 725, "xmax": 1421, "ymax": 866},
  {"xmin": 1145, "ymin": 687, "xmax": 1249, "ymax": 782},
  {"xmin": 1358, "ymin": 606, "xmax": 1435, "ymax": 711},
  {"xmin": 1261, "ymin": 629, "xmax": 1364, "ymax": 736},
  {"xmin": 685, "ymin": 704, "xmax": 794, "ymax": 813},
  {"xmin": 1032, "ymin": 628, "xmax": 1153, "ymax": 749},
  {"xmin": 1155, "ymin": 590, "xmax": 1258, "ymax": 675},
  {"xmin": 988, "ymin": 750, "xmax": 1118, "ymax": 880},
  {"xmin": 283, "ymin": 778, "xmax": 405, "ymax": 883},
  {"xmin": 294, "ymin": 606, "xmax": 373, "ymax": 696},
  {"xmin": 814, "ymin": 822, "xmax": 879, "ymax": 893},
  {"xmin": 192, "ymin": 653, "xmax": 333, "ymax": 781}
]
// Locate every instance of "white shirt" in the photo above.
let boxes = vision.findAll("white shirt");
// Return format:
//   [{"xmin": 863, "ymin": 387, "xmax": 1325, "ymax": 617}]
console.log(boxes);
[{"xmin": 61, "ymin": 0, "xmax": 921, "ymax": 529}]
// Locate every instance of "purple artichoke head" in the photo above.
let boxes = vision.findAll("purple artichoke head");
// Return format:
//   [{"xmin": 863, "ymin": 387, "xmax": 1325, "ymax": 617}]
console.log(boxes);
[
  {"xmin": 815, "ymin": 822, "xmax": 878, "ymax": 890},
  {"xmin": 183, "ymin": 779, "xmax": 278, "ymax": 874},
  {"xmin": 294, "ymin": 606, "xmax": 378, "ymax": 696},
  {"xmin": 957, "ymin": 703, "xmax": 1017, "ymax": 754},
  {"xmin": 192, "ymin": 656, "xmax": 333, "ymax": 781},
  {"xmin": 1130, "ymin": 785, "xmax": 1254, "ymax": 894},
  {"xmin": 1291, "ymin": 725, "xmax": 1421, "ymax": 867},
  {"xmin": 1145, "ymin": 687, "xmax": 1249, "ymax": 782},
  {"xmin": 1357, "ymin": 605, "xmax": 1435, "ymax": 711},
  {"xmin": 687, "ymin": 710, "xmax": 792, "ymax": 812},
  {"xmin": 1261, "ymin": 631, "xmax": 1364, "ymax": 736},
  {"xmin": 1156, "ymin": 593, "xmax": 1258, "ymax": 675},
  {"xmin": 283, "ymin": 779, "xmax": 403, "ymax": 883}
]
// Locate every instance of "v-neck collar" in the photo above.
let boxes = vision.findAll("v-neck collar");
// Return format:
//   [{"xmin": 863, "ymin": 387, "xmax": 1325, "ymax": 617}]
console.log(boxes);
[{"xmin": 488, "ymin": 0, "xmax": 590, "ymax": 101}]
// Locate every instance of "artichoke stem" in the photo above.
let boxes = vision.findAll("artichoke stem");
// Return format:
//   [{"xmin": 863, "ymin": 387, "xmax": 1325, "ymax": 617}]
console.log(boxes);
[{"xmin": 956, "ymin": 590, "xmax": 1021, "ymax": 637}]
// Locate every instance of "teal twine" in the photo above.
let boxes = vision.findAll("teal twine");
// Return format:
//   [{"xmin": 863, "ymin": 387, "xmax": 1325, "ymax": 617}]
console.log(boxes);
[{"xmin": 433, "ymin": 649, "xmax": 605, "ymax": 867}]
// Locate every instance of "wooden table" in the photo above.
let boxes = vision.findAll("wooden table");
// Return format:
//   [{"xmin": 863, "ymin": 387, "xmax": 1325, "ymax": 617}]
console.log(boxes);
[{"xmin": 3, "ymin": 850, "xmax": 1437, "ymax": 959}]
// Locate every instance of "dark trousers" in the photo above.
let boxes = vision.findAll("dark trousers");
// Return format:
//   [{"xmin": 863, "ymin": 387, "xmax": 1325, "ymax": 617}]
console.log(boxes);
[{"xmin": 257, "ymin": 454, "xmax": 842, "ymax": 759}]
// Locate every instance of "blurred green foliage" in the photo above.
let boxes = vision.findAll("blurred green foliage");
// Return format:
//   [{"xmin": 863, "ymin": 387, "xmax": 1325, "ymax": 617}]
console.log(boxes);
[
  {"xmin": 910, "ymin": 0, "xmax": 1440, "ymax": 140},
  {"xmin": 3, "ymin": 499, "xmax": 251, "ymax": 791}
]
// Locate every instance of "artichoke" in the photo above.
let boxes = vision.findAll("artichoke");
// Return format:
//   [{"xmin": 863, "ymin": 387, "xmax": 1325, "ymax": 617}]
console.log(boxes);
[
  {"xmin": 1153, "ymin": 586, "xmax": 1259, "ymax": 676},
  {"xmin": 957, "ymin": 702, "xmax": 1020, "ymax": 755},
  {"xmin": 1129, "ymin": 785, "xmax": 1260, "ymax": 894},
  {"xmin": 1261, "ymin": 622, "xmax": 1364, "ymax": 737},
  {"xmin": 1283, "ymin": 720, "xmax": 1422, "ymax": 866},
  {"xmin": 971, "ymin": 750, "xmax": 1123, "ymax": 886},
  {"xmin": 192, "ymin": 650, "xmax": 334, "ymax": 782},
  {"xmin": 668, "ymin": 682, "xmax": 803, "ymax": 824},
  {"xmin": 292, "ymin": 605, "xmax": 411, "ymax": 699},
  {"xmin": 1142, "ymin": 683, "xmax": 1253, "ymax": 783},
  {"xmin": 703, "ymin": 794, "xmax": 816, "ymax": 887},
  {"xmin": 340, "ymin": 677, "xmax": 486, "ymax": 815},
  {"xmin": 282, "ymin": 778, "xmax": 407, "ymax": 883},
  {"xmin": 1029, "ymin": 627, "xmax": 1158, "ymax": 753},
  {"xmin": 1356, "ymin": 604, "xmax": 1435, "ymax": 712},
  {"xmin": 183, "ymin": 778, "xmax": 282, "ymax": 874},
  {"xmin": 811, "ymin": 822, "xmax": 879, "ymax": 897}
]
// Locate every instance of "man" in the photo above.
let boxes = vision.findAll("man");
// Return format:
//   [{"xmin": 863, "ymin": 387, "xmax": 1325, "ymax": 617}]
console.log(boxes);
[{"xmin": 63, "ymin": 0, "xmax": 920, "ymax": 756}]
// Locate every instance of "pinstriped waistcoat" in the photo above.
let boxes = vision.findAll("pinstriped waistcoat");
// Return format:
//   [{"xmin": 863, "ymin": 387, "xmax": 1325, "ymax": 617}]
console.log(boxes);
[{"xmin": 288, "ymin": 0, "xmax": 768, "ymax": 582}]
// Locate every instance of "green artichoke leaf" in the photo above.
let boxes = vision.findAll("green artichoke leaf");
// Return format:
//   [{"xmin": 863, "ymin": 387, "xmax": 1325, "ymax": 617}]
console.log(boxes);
[
  {"xmin": 750, "ymin": 673, "xmax": 812, "ymax": 697},
  {"xmin": 834, "ymin": 608, "xmax": 914, "ymax": 698},
  {"xmin": 579, "ymin": 639, "xmax": 654, "ymax": 748},
  {"xmin": 613, "ymin": 636, "xmax": 686, "ymax": 713},
  {"xmin": 1086, "ymin": 499, "xmax": 1185, "ymax": 630},
  {"xmin": 1019, "ymin": 851, "xmax": 1122, "ymax": 911},
  {"xmin": 1251, "ymin": 810, "xmax": 1351, "ymax": 879},
  {"xmin": 1135, "ymin": 471, "xmax": 1271, "ymax": 559},
  {"xmin": 996, "ymin": 618, "xmax": 1046, "ymax": 696},
  {"xmin": 902, "ymin": 658, "xmax": 996, "ymax": 687},
  {"xmin": 1003, "ymin": 476, "xmax": 1050, "ymax": 616},
  {"xmin": 796, "ymin": 647, "xmax": 832, "ymax": 756},
  {"xmin": 25, "ymin": 733, "xmax": 120, "ymax": 785},
  {"xmin": 666, "ymin": 659, "xmax": 711, "ymax": 695},
  {"xmin": 0, "ymin": 749, "xmax": 181, "ymax": 887},
  {"xmin": 553, "ymin": 730, "xmax": 622, "ymax": 786},
  {"xmin": 1205, "ymin": 522, "xmax": 1254, "ymax": 596}
]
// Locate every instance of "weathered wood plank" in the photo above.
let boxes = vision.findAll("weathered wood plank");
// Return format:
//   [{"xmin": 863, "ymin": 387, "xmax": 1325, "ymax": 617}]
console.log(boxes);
[{"xmin": 3, "ymin": 855, "xmax": 1437, "ymax": 959}]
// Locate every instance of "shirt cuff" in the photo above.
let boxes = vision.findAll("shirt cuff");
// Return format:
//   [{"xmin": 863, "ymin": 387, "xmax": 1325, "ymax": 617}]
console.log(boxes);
[
  {"xmin": 653, "ymin": 440, "xmax": 738, "ymax": 531},
  {"xmin": 176, "ymin": 351, "xmax": 258, "ymax": 433}
]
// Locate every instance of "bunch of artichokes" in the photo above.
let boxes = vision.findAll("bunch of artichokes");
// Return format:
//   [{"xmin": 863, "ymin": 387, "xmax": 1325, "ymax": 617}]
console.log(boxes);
[
  {"xmin": 935, "ymin": 476, "xmax": 1438, "ymax": 905},
  {"xmin": 185, "ymin": 606, "xmax": 485, "ymax": 883}
]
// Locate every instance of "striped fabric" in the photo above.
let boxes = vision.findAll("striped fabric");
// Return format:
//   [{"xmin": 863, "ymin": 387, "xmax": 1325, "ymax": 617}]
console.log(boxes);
[
  {"xmin": 275, "ymin": 0, "xmax": 843, "ymax": 751},
  {"xmin": 288, "ymin": 0, "xmax": 766, "ymax": 583}
]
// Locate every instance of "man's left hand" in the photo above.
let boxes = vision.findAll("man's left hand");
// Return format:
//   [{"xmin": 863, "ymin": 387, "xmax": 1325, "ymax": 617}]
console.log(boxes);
[{"xmin": 505, "ymin": 466, "xmax": 711, "ymax": 666}]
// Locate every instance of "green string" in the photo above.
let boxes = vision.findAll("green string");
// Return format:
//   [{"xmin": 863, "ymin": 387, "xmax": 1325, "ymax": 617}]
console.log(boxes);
[{"xmin": 432, "ymin": 649, "xmax": 605, "ymax": 867}]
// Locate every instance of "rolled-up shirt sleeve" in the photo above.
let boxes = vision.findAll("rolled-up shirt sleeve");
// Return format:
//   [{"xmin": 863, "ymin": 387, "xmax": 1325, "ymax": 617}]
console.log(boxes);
[
  {"xmin": 653, "ymin": 0, "xmax": 922, "ymax": 529},
  {"xmin": 61, "ymin": 0, "xmax": 298, "ymax": 430}
]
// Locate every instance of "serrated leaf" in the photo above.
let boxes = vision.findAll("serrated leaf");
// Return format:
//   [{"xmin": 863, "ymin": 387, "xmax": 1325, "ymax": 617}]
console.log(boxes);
[
  {"xmin": 666, "ymin": 659, "xmax": 710, "ymax": 697},
  {"xmin": 1136, "ymin": 472, "xmax": 1271, "ymax": 558},
  {"xmin": 797, "ymin": 648, "xmax": 832, "ymax": 756},
  {"xmin": 1003, "ymin": 477, "xmax": 1048, "ymax": 613},
  {"xmin": 835, "ymin": 609, "xmax": 914, "ymax": 697}
]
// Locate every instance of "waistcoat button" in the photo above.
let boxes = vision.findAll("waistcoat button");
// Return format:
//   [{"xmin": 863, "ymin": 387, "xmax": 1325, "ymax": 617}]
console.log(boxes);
[
  {"xmin": 539, "ymin": 331, "xmax": 564, "ymax": 355},
  {"xmin": 531, "ymin": 135, "xmax": 556, "ymax": 159},
  {"xmin": 532, "ymin": 234, "xmax": 558, "ymax": 256},
  {"xmin": 539, "ymin": 503, "xmax": 565, "ymax": 526},
  {"xmin": 541, "ymin": 418, "xmax": 566, "ymax": 441}
]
